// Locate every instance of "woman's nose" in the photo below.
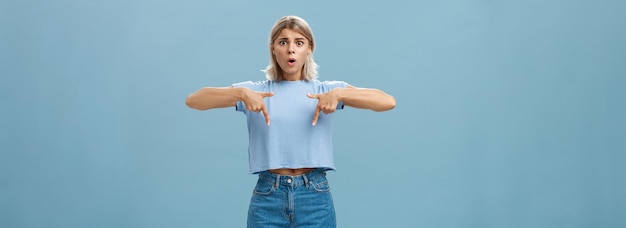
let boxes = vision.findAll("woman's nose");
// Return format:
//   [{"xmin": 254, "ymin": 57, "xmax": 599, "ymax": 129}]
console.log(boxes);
[{"xmin": 288, "ymin": 44, "xmax": 295, "ymax": 53}]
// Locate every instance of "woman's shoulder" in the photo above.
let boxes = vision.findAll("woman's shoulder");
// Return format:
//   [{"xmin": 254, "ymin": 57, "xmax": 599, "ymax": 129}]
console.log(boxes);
[
  {"xmin": 314, "ymin": 79, "xmax": 348, "ymax": 89},
  {"xmin": 232, "ymin": 80, "xmax": 271, "ymax": 89}
]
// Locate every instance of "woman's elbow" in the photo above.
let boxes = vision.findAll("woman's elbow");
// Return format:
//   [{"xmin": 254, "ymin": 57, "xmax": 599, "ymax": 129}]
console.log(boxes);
[
  {"xmin": 374, "ymin": 96, "xmax": 396, "ymax": 112},
  {"xmin": 185, "ymin": 95, "xmax": 208, "ymax": 110},
  {"xmin": 383, "ymin": 97, "xmax": 396, "ymax": 111},
  {"xmin": 387, "ymin": 96, "xmax": 396, "ymax": 110}
]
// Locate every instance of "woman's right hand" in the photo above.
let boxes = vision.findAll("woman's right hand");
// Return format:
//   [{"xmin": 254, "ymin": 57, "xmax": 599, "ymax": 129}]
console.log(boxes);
[{"xmin": 241, "ymin": 89, "xmax": 274, "ymax": 125}]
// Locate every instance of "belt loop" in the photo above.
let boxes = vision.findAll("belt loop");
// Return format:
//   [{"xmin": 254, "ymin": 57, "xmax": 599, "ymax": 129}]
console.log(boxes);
[
  {"xmin": 274, "ymin": 172, "xmax": 280, "ymax": 188},
  {"xmin": 303, "ymin": 173, "xmax": 309, "ymax": 187}
]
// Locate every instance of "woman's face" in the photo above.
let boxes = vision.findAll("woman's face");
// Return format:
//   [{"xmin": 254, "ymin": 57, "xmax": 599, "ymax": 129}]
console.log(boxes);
[{"xmin": 272, "ymin": 28, "xmax": 311, "ymax": 81}]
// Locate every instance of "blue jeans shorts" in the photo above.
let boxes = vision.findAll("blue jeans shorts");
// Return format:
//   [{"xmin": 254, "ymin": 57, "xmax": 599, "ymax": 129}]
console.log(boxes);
[{"xmin": 247, "ymin": 168, "xmax": 336, "ymax": 228}]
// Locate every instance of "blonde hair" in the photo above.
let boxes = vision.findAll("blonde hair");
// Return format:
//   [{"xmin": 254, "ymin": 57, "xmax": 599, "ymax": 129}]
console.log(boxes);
[{"xmin": 262, "ymin": 16, "xmax": 318, "ymax": 81}]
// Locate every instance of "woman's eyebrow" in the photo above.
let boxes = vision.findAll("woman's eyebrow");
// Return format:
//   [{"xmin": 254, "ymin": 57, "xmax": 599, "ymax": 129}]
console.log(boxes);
[{"xmin": 277, "ymin": 37, "xmax": 306, "ymax": 40}]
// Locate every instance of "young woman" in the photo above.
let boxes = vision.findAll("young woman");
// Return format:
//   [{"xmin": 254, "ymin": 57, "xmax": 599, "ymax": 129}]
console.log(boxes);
[{"xmin": 186, "ymin": 15, "xmax": 395, "ymax": 228}]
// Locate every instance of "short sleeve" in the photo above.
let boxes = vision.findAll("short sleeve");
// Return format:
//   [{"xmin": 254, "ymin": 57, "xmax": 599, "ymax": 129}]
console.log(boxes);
[{"xmin": 324, "ymin": 80, "xmax": 349, "ymax": 90}]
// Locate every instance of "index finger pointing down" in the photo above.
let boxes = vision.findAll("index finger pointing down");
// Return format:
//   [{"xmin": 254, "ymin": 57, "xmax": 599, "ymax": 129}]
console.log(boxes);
[
  {"xmin": 262, "ymin": 105, "xmax": 270, "ymax": 126},
  {"xmin": 312, "ymin": 106, "xmax": 320, "ymax": 126}
]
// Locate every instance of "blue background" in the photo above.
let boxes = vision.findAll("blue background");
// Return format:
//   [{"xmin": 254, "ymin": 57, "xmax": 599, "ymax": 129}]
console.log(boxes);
[{"xmin": 2, "ymin": 0, "xmax": 625, "ymax": 227}]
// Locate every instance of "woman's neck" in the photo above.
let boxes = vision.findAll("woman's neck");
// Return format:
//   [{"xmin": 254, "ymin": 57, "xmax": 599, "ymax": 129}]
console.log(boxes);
[{"xmin": 282, "ymin": 72, "xmax": 303, "ymax": 81}]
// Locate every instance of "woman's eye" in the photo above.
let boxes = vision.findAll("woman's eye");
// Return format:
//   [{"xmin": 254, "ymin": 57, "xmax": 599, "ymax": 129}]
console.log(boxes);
[
  {"xmin": 296, "ymin": 41, "xmax": 304, "ymax": 46},
  {"xmin": 279, "ymin": 41, "xmax": 287, "ymax": 45}
]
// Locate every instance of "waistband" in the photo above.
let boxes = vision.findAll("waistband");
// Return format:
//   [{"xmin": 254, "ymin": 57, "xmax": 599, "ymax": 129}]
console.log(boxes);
[{"xmin": 257, "ymin": 168, "xmax": 327, "ymax": 187}]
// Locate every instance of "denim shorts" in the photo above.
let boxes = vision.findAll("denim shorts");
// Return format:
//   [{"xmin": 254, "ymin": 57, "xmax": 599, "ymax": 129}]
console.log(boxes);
[{"xmin": 247, "ymin": 169, "xmax": 336, "ymax": 228}]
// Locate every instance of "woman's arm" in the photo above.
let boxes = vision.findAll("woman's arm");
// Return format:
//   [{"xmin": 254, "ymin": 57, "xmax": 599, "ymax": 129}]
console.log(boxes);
[
  {"xmin": 335, "ymin": 85, "xmax": 396, "ymax": 111},
  {"xmin": 185, "ymin": 86, "xmax": 274, "ymax": 124},
  {"xmin": 186, "ymin": 86, "xmax": 244, "ymax": 110},
  {"xmin": 306, "ymin": 85, "xmax": 395, "ymax": 125}
]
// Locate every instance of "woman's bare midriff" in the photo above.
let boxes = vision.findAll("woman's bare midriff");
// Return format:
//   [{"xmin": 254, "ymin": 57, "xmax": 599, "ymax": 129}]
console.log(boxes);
[{"xmin": 269, "ymin": 168, "xmax": 316, "ymax": 176}]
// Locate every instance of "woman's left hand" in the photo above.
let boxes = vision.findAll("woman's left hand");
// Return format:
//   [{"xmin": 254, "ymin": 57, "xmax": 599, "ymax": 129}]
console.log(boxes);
[{"xmin": 307, "ymin": 90, "xmax": 340, "ymax": 126}]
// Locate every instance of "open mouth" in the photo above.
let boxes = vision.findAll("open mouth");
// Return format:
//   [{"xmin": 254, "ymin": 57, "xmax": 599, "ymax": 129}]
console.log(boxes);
[{"xmin": 288, "ymin": 58, "xmax": 296, "ymax": 65}]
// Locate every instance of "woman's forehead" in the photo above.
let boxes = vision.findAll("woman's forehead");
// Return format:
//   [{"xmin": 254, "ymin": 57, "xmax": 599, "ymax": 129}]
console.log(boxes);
[{"xmin": 277, "ymin": 28, "xmax": 306, "ymax": 39}]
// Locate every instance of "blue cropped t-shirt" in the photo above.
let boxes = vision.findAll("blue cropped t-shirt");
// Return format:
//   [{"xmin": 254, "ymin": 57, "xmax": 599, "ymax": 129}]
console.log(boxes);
[{"xmin": 232, "ymin": 79, "xmax": 348, "ymax": 174}]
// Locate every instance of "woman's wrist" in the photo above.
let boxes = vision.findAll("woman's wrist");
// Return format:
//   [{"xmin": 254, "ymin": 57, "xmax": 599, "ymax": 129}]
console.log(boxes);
[
  {"xmin": 332, "ymin": 87, "xmax": 347, "ymax": 101},
  {"xmin": 235, "ymin": 87, "xmax": 250, "ymax": 101}
]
